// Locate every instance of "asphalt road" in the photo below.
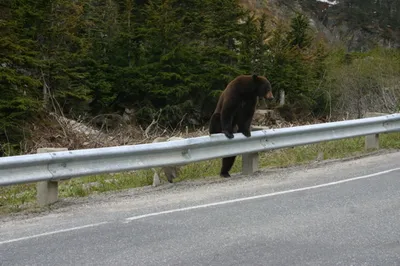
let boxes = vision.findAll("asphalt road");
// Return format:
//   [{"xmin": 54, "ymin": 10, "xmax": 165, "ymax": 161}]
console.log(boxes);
[{"xmin": 1, "ymin": 151, "xmax": 400, "ymax": 266}]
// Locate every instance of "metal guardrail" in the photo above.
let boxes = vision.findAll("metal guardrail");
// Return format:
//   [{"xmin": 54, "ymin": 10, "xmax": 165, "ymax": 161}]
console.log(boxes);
[{"xmin": 1, "ymin": 113, "xmax": 400, "ymax": 186}]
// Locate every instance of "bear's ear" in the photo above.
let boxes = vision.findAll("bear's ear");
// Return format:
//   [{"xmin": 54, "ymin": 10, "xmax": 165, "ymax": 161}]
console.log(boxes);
[{"xmin": 252, "ymin": 74, "xmax": 258, "ymax": 81}]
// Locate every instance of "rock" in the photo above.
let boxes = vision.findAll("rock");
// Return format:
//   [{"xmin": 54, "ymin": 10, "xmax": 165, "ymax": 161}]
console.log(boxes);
[
  {"xmin": 151, "ymin": 136, "xmax": 185, "ymax": 186},
  {"xmin": 253, "ymin": 109, "xmax": 283, "ymax": 126}
]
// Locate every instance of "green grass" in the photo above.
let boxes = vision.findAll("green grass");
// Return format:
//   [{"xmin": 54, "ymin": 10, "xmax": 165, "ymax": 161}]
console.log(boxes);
[
  {"xmin": 1, "ymin": 132, "xmax": 400, "ymax": 215},
  {"xmin": 259, "ymin": 132, "xmax": 400, "ymax": 168}
]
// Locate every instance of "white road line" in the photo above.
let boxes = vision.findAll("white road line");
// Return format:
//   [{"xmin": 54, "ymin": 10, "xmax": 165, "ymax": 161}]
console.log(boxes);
[
  {"xmin": 0, "ymin": 221, "xmax": 109, "ymax": 245},
  {"xmin": 125, "ymin": 167, "xmax": 400, "ymax": 222},
  {"xmin": 3, "ymin": 167, "xmax": 400, "ymax": 244}
]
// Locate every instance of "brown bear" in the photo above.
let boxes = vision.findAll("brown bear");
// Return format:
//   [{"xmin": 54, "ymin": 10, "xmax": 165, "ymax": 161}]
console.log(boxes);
[{"xmin": 209, "ymin": 74, "xmax": 274, "ymax": 178}]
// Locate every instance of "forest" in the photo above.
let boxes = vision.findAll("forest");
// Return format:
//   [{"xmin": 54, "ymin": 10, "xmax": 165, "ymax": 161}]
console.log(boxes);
[{"xmin": 1, "ymin": 0, "xmax": 400, "ymax": 155}]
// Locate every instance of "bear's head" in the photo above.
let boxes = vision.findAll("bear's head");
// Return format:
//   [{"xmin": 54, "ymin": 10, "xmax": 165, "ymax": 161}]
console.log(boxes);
[{"xmin": 252, "ymin": 74, "xmax": 274, "ymax": 100}]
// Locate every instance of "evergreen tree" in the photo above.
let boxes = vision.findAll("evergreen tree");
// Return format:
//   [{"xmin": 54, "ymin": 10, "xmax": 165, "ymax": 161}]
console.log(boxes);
[{"xmin": 0, "ymin": 0, "xmax": 43, "ymax": 141}]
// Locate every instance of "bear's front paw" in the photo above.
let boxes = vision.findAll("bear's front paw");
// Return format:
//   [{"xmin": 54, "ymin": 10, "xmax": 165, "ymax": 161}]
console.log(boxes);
[
  {"xmin": 222, "ymin": 130, "xmax": 234, "ymax": 139},
  {"xmin": 242, "ymin": 131, "xmax": 251, "ymax": 137}
]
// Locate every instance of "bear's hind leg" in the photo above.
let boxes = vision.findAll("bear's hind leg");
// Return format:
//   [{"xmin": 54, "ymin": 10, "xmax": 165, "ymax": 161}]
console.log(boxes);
[{"xmin": 220, "ymin": 156, "xmax": 236, "ymax": 177}]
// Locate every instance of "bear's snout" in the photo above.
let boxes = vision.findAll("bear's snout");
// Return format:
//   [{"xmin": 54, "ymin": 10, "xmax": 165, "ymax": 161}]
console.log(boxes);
[{"xmin": 265, "ymin": 90, "xmax": 274, "ymax": 99}]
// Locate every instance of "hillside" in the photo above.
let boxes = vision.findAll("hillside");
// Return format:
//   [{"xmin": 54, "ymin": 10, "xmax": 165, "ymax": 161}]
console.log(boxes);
[
  {"xmin": 1, "ymin": 0, "xmax": 399, "ymax": 155},
  {"xmin": 240, "ymin": 0, "xmax": 400, "ymax": 51}
]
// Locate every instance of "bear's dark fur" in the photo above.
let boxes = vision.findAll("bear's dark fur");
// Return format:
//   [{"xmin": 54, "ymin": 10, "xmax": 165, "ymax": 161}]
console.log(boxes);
[{"xmin": 209, "ymin": 74, "xmax": 273, "ymax": 178}]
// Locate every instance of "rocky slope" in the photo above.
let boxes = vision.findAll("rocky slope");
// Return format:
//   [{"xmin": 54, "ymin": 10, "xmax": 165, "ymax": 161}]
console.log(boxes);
[{"xmin": 240, "ymin": 0, "xmax": 400, "ymax": 51}]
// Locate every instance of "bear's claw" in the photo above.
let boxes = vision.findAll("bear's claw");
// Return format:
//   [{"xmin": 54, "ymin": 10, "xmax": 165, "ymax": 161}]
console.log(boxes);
[
  {"xmin": 242, "ymin": 131, "xmax": 251, "ymax": 137},
  {"xmin": 220, "ymin": 172, "xmax": 231, "ymax": 178},
  {"xmin": 222, "ymin": 131, "xmax": 234, "ymax": 139}
]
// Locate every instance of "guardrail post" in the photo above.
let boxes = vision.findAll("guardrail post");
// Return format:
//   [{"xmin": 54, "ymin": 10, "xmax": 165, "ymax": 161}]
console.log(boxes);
[
  {"xmin": 241, "ymin": 125, "xmax": 268, "ymax": 175},
  {"xmin": 36, "ymin": 147, "xmax": 68, "ymax": 206},
  {"xmin": 364, "ymin": 112, "xmax": 388, "ymax": 151},
  {"xmin": 365, "ymin": 133, "xmax": 379, "ymax": 151},
  {"xmin": 242, "ymin": 152, "xmax": 259, "ymax": 175}
]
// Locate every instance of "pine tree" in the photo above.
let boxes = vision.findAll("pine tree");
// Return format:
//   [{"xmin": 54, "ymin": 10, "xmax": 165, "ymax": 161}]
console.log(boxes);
[{"xmin": 0, "ymin": 0, "xmax": 43, "ymax": 142}]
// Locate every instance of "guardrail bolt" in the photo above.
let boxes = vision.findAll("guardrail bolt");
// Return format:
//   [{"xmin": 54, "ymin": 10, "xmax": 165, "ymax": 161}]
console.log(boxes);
[{"xmin": 182, "ymin": 149, "xmax": 191, "ymax": 159}]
